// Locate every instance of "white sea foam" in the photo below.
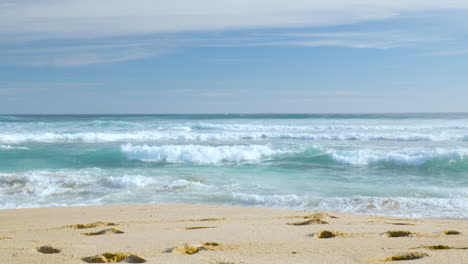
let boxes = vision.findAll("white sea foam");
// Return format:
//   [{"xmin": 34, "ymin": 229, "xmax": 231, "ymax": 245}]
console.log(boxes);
[
  {"xmin": 0, "ymin": 144, "xmax": 29, "ymax": 150},
  {"xmin": 317, "ymin": 196, "xmax": 468, "ymax": 218},
  {"xmin": 191, "ymin": 122, "xmax": 468, "ymax": 132},
  {"xmin": 0, "ymin": 169, "xmax": 209, "ymax": 197},
  {"xmin": 231, "ymin": 194, "xmax": 468, "ymax": 218},
  {"xmin": 0, "ymin": 169, "xmax": 99, "ymax": 196},
  {"xmin": 231, "ymin": 192, "xmax": 303, "ymax": 207},
  {"xmin": 0, "ymin": 131, "xmax": 238, "ymax": 143},
  {"xmin": 165, "ymin": 179, "xmax": 211, "ymax": 190},
  {"xmin": 0, "ymin": 202, "xmax": 90, "ymax": 210},
  {"xmin": 1, "ymin": 169, "xmax": 467, "ymax": 218},
  {"xmin": 100, "ymin": 175, "xmax": 157, "ymax": 189},
  {"xmin": 0, "ymin": 132, "xmax": 172, "ymax": 143},
  {"xmin": 121, "ymin": 144, "xmax": 278, "ymax": 164},
  {"xmin": 0, "ymin": 131, "xmax": 464, "ymax": 143},
  {"xmin": 275, "ymin": 133, "xmax": 449, "ymax": 141},
  {"xmin": 327, "ymin": 148, "xmax": 468, "ymax": 166}
]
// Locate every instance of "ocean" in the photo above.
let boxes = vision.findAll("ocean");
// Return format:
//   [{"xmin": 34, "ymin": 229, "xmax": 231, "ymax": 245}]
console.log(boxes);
[{"xmin": 0, "ymin": 114, "xmax": 467, "ymax": 218}]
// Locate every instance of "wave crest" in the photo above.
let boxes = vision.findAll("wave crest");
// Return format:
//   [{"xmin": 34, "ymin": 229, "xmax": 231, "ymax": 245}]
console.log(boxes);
[
  {"xmin": 327, "ymin": 149, "xmax": 468, "ymax": 166},
  {"xmin": 121, "ymin": 144, "xmax": 277, "ymax": 164}
]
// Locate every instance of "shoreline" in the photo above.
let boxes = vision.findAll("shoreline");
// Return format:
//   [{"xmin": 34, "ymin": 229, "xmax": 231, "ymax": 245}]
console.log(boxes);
[
  {"xmin": 1, "ymin": 202, "xmax": 466, "ymax": 221},
  {"xmin": 0, "ymin": 204, "xmax": 466, "ymax": 263},
  {"xmin": 1, "ymin": 203, "xmax": 466, "ymax": 221}
]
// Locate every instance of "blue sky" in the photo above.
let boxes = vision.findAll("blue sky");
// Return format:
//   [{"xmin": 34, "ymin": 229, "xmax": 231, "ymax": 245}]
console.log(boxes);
[{"xmin": 0, "ymin": 0, "xmax": 467, "ymax": 114}]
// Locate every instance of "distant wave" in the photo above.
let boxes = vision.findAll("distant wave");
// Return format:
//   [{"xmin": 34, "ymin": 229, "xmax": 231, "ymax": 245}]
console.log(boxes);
[
  {"xmin": 326, "ymin": 148, "xmax": 468, "ymax": 166},
  {"xmin": 0, "ymin": 115, "xmax": 21, "ymax": 121},
  {"xmin": 5, "ymin": 120, "xmax": 468, "ymax": 132},
  {"xmin": 0, "ymin": 144, "xmax": 29, "ymax": 150},
  {"xmin": 121, "ymin": 144, "xmax": 278, "ymax": 164},
  {"xmin": 0, "ymin": 131, "xmax": 466, "ymax": 143},
  {"xmin": 190, "ymin": 122, "xmax": 468, "ymax": 131}
]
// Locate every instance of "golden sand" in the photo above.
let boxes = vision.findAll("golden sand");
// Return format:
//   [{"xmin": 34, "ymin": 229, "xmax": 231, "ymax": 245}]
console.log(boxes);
[{"xmin": 0, "ymin": 204, "xmax": 466, "ymax": 263}]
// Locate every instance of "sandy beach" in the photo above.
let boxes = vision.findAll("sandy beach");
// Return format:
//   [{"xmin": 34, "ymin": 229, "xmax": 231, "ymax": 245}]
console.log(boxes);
[{"xmin": 0, "ymin": 204, "xmax": 466, "ymax": 264}]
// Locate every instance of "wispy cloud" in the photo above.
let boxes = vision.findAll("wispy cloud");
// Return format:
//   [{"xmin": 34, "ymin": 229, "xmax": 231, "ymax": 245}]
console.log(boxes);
[
  {"xmin": 199, "ymin": 92, "xmax": 236, "ymax": 97},
  {"xmin": 0, "ymin": 82, "xmax": 102, "ymax": 94},
  {"xmin": 1, "ymin": 1, "xmax": 466, "ymax": 66},
  {"xmin": 158, "ymin": 89, "xmax": 197, "ymax": 94},
  {"xmin": 22, "ymin": 49, "xmax": 157, "ymax": 67},
  {"xmin": 418, "ymin": 49, "xmax": 468, "ymax": 56},
  {"xmin": 3, "ymin": 41, "xmax": 174, "ymax": 66},
  {"xmin": 200, "ymin": 31, "xmax": 443, "ymax": 49},
  {"xmin": 57, "ymin": 82, "xmax": 103, "ymax": 87},
  {"xmin": 319, "ymin": 91, "xmax": 360, "ymax": 96},
  {"xmin": 207, "ymin": 58, "xmax": 244, "ymax": 62},
  {"xmin": 0, "ymin": 88, "xmax": 34, "ymax": 95},
  {"xmin": 1, "ymin": 0, "xmax": 467, "ymax": 42},
  {"xmin": 0, "ymin": 28, "xmax": 443, "ymax": 67}
]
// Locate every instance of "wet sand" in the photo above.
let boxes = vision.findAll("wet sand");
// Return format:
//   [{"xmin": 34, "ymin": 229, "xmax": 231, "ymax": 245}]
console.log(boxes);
[{"xmin": 0, "ymin": 204, "xmax": 466, "ymax": 263}]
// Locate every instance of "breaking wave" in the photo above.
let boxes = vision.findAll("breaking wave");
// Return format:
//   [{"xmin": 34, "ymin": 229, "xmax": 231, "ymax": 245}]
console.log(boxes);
[
  {"xmin": 327, "ymin": 148, "xmax": 468, "ymax": 166},
  {"xmin": 121, "ymin": 144, "xmax": 278, "ymax": 164}
]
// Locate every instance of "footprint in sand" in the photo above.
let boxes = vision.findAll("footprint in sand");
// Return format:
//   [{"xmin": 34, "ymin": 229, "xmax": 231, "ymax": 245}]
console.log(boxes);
[
  {"xmin": 421, "ymin": 245, "xmax": 452, "ymax": 250},
  {"xmin": 415, "ymin": 245, "xmax": 468, "ymax": 250},
  {"xmin": 185, "ymin": 226, "xmax": 216, "ymax": 230},
  {"xmin": 300, "ymin": 212, "xmax": 338, "ymax": 219},
  {"xmin": 383, "ymin": 252, "xmax": 428, "ymax": 261},
  {"xmin": 383, "ymin": 231, "xmax": 413, "ymax": 237},
  {"xmin": 81, "ymin": 228, "xmax": 125, "ymax": 236},
  {"xmin": 212, "ymin": 262, "xmax": 246, "ymax": 264},
  {"xmin": 190, "ymin": 218, "xmax": 226, "ymax": 222},
  {"xmin": 82, "ymin": 252, "xmax": 146, "ymax": 263},
  {"xmin": 287, "ymin": 218, "xmax": 328, "ymax": 226},
  {"xmin": 37, "ymin": 245, "xmax": 61, "ymax": 254},
  {"xmin": 171, "ymin": 242, "xmax": 221, "ymax": 255},
  {"xmin": 444, "ymin": 230, "xmax": 461, "ymax": 235},
  {"xmin": 313, "ymin": 230, "xmax": 342, "ymax": 239},
  {"xmin": 65, "ymin": 221, "xmax": 117, "ymax": 229},
  {"xmin": 390, "ymin": 222, "xmax": 414, "ymax": 226}
]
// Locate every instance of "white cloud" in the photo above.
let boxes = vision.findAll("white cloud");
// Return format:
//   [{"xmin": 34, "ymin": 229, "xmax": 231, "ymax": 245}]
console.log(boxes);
[
  {"xmin": 1, "ymin": 0, "xmax": 468, "ymax": 41},
  {"xmin": 21, "ymin": 48, "xmax": 157, "ymax": 67}
]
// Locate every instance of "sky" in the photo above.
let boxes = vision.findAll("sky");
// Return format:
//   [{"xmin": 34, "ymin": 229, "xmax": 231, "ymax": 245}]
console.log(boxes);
[{"xmin": 0, "ymin": 0, "xmax": 467, "ymax": 114}]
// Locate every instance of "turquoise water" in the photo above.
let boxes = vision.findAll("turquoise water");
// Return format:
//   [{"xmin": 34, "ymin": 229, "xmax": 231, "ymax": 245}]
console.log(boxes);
[{"xmin": 0, "ymin": 114, "xmax": 467, "ymax": 218}]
